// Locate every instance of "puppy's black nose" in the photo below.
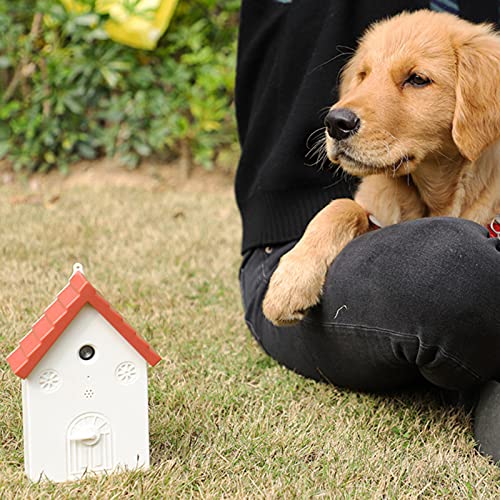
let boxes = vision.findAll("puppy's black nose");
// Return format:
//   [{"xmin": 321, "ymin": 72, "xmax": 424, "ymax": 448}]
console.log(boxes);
[{"xmin": 324, "ymin": 108, "xmax": 360, "ymax": 140}]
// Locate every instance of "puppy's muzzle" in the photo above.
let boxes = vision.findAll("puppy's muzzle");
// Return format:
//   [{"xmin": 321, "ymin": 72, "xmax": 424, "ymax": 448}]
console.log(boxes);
[{"xmin": 325, "ymin": 108, "xmax": 360, "ymax": 140}]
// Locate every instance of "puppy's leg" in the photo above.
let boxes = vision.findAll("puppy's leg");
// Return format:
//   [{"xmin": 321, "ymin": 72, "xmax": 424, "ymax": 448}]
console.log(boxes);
[{"xmin": 263, "ymin": 198, "xmax": 369, "ymax": 326}]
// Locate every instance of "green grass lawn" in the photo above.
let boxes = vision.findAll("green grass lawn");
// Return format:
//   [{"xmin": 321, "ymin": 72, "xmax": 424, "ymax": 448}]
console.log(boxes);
[{"xmin": 0, "ymin": 164, "xmax": 499, "ymax": 498}]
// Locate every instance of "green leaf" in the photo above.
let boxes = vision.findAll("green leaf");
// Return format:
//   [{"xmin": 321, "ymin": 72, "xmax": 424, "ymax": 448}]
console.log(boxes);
[
  {"xmin": 63, "ymin": 95, "xmax": 84, "ymax": 114},
  {"xmin": 74, "ymin": 13, "xmax": 100, "ymax": 27},
  {"xmin": 0, "ymin": 141, "xmax": 10, "ymax": 159},
  {"xmin": 100, "ymin": 67, "xmax": 120, "ymax": 88},
  {"xmin": 134, "ymin": 142, "xmax": 152, "ymax": 156},
  {"xmin": 0, "ymin": 56, "xmax": 11, "ymax": 68},
  {"xmin": 77, "ymin": 142, "xmax": 97, "ymax": 159}
]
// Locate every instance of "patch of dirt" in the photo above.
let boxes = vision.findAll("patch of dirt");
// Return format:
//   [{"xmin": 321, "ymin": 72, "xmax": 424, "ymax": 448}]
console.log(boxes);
[{"xmin": 1, "ymin": 158, "xmax": 235, "ymax": 194}]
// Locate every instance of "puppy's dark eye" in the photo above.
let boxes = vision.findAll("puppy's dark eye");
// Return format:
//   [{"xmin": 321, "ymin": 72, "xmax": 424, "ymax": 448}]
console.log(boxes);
[{"xmin": 405, "ymin": 73, "xmax": 431, "ymax": 87}]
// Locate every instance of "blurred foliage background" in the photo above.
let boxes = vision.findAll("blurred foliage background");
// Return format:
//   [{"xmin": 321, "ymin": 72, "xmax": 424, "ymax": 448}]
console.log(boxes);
[{"xmin": 0, "ymin": 0, "xmax": 240, "ymax": 173}]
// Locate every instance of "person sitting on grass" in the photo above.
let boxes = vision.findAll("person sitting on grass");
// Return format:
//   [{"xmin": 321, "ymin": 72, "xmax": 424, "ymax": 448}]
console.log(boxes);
[{"xmin": 235, "ymin": 0, "xmax": 500, "ymax": 462}]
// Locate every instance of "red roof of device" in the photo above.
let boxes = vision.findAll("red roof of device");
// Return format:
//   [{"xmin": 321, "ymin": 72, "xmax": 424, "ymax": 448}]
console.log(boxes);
[{"xmin": 7, "ymin": 271, "xmax": 161, "ymax": 378}]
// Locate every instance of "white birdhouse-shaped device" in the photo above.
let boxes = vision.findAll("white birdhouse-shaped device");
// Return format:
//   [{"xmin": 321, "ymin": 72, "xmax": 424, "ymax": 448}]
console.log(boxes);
[{"xmin": 7, "ymin": 264, "xmax": 161, "ymax": 482}]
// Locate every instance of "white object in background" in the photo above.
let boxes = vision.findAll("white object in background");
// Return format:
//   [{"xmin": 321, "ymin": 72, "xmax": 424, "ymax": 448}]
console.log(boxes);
[{"xmin": 7, "ymin": 264, "xmax": 161, "ymax": 482}]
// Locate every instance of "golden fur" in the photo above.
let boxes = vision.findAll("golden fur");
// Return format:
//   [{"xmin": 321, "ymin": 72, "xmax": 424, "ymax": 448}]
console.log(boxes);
[{"xmin": 263, "ymin": 10, "xmax": 500, "ymax": 326}]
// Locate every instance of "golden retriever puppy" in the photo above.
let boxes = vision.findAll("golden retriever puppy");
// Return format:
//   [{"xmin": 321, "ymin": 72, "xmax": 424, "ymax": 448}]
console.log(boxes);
[{"xmin": 263, "ymin": 10, "xmax": 500, "ymax": 326}]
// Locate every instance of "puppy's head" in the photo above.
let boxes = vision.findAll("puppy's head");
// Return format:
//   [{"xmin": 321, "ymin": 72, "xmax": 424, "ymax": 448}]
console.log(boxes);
[{"xmin": 325, "ymin": 10, "xmax": 500, "ymax": 177}]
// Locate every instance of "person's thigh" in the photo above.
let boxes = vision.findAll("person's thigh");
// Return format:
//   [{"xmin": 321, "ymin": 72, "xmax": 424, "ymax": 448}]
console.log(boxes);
[{"xmin": 240, "ymin": 217, "xmax": 500, "ymax": 392}]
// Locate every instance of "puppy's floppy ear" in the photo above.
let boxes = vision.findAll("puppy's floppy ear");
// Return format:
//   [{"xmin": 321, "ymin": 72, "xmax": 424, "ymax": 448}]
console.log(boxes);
[{"xmin": 452, "ymin": 29, "xmax": 500, "ymax": 161}]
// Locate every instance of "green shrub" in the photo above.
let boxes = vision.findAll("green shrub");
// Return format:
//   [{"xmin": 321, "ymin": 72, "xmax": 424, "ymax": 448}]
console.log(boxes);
[{"xmin": 0, "ymin": 0, "xmax": 240, "ymax": 172}]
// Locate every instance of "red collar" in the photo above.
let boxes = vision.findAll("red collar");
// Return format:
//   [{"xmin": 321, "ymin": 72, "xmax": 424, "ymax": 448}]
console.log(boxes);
[
  {"xmin": 489, "ymin": 217, "xmax": 500, "ymax": 239},
  {"xmin": 367, "ymin": 214, "xmax": 383, "ymax": 231},
  {"xmin": 368, "ymin": 214, "xmax": 500, "ymax": 239}
]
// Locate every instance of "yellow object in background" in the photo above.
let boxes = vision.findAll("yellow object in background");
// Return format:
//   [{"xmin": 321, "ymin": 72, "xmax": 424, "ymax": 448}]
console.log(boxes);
[
  {"xmin": 99, "ymin": 0, "xmax": 178, "ymax": 50},
  {"xmin": 61, "ymin": 0, "xmax": 178, "ymax": 50}
]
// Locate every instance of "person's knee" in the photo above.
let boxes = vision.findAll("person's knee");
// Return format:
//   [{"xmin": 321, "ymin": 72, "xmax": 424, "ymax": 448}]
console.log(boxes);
[
  {"xmin": 318, "ymin": 217, "xmax": 499, "ymax": 380},
  {"xmin": 325, "ymin": 217, "xmax": 497, "ymax": 308}
]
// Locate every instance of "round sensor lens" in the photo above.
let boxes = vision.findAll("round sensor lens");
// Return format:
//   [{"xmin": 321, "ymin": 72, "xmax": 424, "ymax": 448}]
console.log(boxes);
[{"xmin": 79, "ymin": 345, "xmax": 95, "ymax": 361}]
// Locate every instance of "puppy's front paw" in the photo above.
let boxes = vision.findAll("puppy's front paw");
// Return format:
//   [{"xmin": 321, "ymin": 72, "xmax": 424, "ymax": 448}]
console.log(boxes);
[{"xmin": 262, "ymin": 252, "xmax": 327, "ymax": 326}]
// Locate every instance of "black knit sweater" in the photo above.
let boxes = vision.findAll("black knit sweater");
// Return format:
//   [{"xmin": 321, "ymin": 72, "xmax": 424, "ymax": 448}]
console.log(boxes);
[{"xmin": 234, "ymin": 0, "xmax": 499, "ymax": 253}]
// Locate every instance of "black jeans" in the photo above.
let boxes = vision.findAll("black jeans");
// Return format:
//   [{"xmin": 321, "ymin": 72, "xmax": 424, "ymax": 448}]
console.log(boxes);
[{"xmin": 240, "ymin": 218, "xmax": 500, "ymax": 393}]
